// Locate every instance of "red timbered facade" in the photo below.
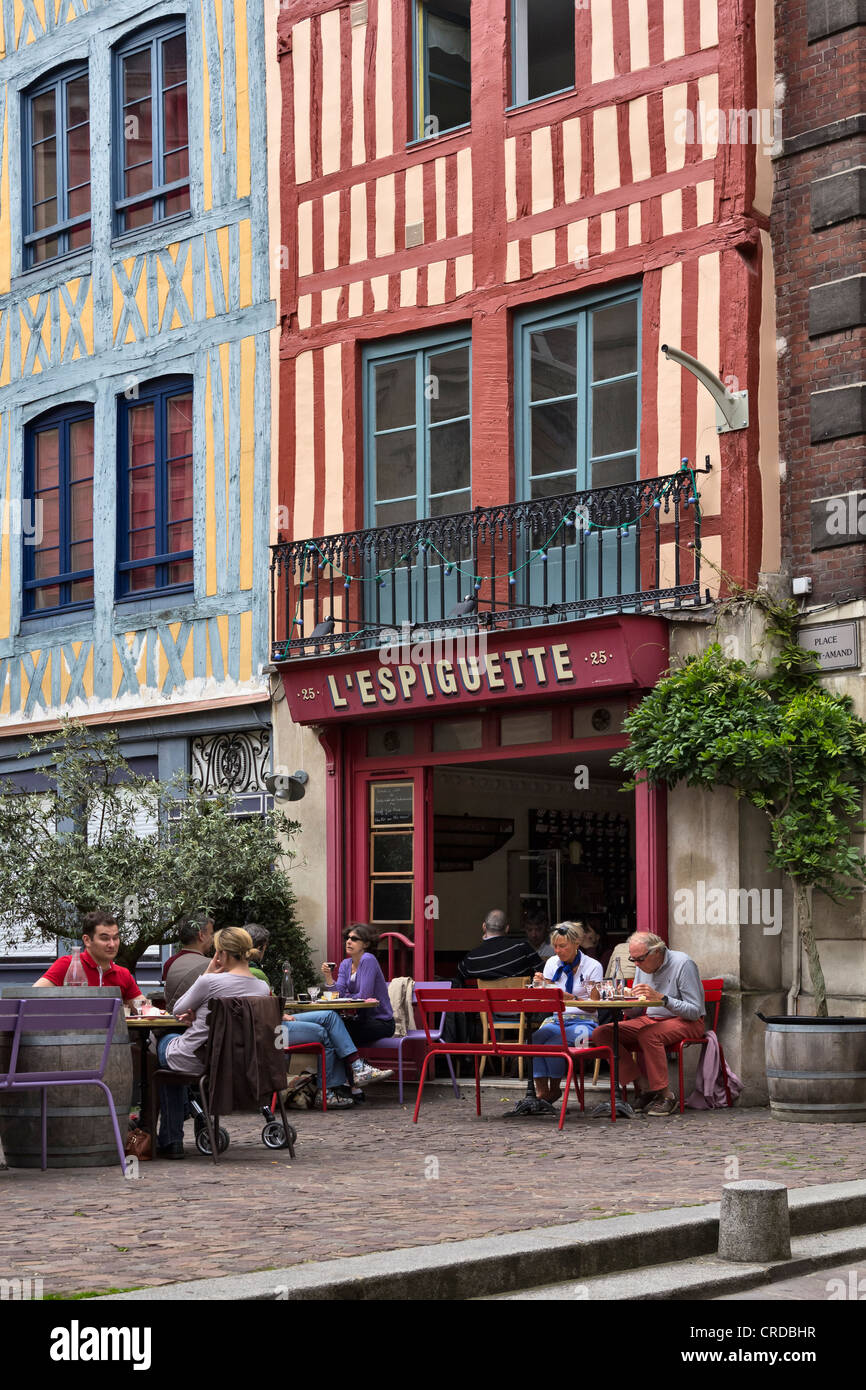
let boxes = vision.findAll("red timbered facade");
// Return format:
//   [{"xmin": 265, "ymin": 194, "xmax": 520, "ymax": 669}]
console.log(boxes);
[{"xmin": 273, "ymin": 0, "xmax": 780, "ymax": 983}]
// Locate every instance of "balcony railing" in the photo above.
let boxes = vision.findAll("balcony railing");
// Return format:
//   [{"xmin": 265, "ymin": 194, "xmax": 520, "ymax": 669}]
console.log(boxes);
[{"xmin": 270, "ymin": 466, "xmax": 710, "ymax": 661}]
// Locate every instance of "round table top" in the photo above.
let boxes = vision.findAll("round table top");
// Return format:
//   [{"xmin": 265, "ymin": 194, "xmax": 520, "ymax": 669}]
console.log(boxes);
[
  {"xmin": 574, "ymin": 997, "xmax": 647, "ymax": 1009},
  {"xmin": 283, "ymin": 998, "xmax": 377, "ymax": 1012}
]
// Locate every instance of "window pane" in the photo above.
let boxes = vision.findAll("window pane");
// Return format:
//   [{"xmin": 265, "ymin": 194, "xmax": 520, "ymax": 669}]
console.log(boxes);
[
  {"xmin": 592, "ymin": 380, "xmax": 638, "ymax": 457},
  {"xmin": 430, "ymin": 488, "xmax": 471, "ymax": 517},
  {"xmin": 68, "ymin": 184, "xmax": 91, "ymax": 219},
  {"xmin": 167, "ymin": 558, "xmax": 193, "ymax": 587},
  {"xmin": 124, "ymin": 199, "xmax": 155, "ymax": 230},
  {"xmin": 68, "ymin": 221, "xmax": 91, "ymax": 250},
  {"xmin": 167, "ymin": 519, "xmax": 193, "ymax": 553},
  {"xmin": 35, "ymin": 544, "xmax": 60, "ymax": 580},
  {"xmin": 592, "ymin": 301, "xmax": 638, "ymax": 381},
  {"xmin": 66, "ymin": 76, "xmax": 89, "ymax": 129},
  {"xmin": 167, "ymin": 460, "xmax": 192, "ymax": 524},
  {"xmin": 526, "ymin": 0, "xmax": 575, "ymax": 101},
  {"xmin": 33, "ymin": 584, "xmax": 60, "ymax": 610},
  {"xmin": 131, "ymin": 527, "xmax": 156, "ymax": 560},
  {"xmin": 530, "ymin": 326, "xmax": 577, "ymax": 401},
  {"xmin": 124, "ymin": 99, "xmax": 153, "ymax": 181},
  {"xmin": 67, "ymin": 120, "xmax": 91, "ymax": 198},
  {"xmin": 123, "ymin": 49, "xmax": 152, "ymax": 106},
  {"xmin": 70, "ymin": 482, "xmax": 92, "ymax": 544},
  {"xmin": 530, "ymin": 399, "xmax": 577, "ymax": 477},
  {"xmin": 33, "ymin": 142, "xmax": 57, "ymax": 208},
  {"xmin": 167, "ymin": 393, "xmax": 193, "ymax": 457},
  {"xmin": 425, "ymin": 4, "xmax": 471, "ymax": 132},
  {"xmin": 375, "ymin": 499, "xmax": 416, "ymax": 527},
  {"xmin": 31, "ymin": 236, "xmax": 59, "ymax": 264},
  {"xmin": 129, "ymin": 405, "xmax": 155, "ymax": 467},
  {"xmin": 33, "ymin": 195, "xmax": 58, "ymax": 232},
  {"xmin": 375, "ymin": 358, "xmax": 415, "ymax": 431},
  {"xmin": 591, "ymin": 453, "xmax": 637, "ymax": 489},
  {"xmin": 430, "ymin": 419, "xmax": 470, "ymax": 496},
  {"xmin": 36, "ymin": 429, "xmax": 59, "ymax": 490},
  {"xmin": 162, "ymin": 32, "xmax": 187, "ymax": 88},
  {"xmin": 130, "ymin": 467, "xmax": 155, "ymax": 530},
  {"xmin": 164, "ymin": 148, "xmax": 189, "ymax": 186},
  {"xmin": 428, "ymin": 347, "xmax": 469, "ymax": 422},
  {"xmin": 375, "ymin": 429, "xmax": 416, "ymax": 502},
  {"xmin": 130, "ymin": 566, "xmax": 155, "ymax": 592},
  {"xmin": 427, "ymin": 76, "xmax": 470, "ymax": 134},
  {"xmin": 71, "ymin": 578, "xmax": 93, "ymax": 603},
  {"xmin": 70, "ymin": 539, "xmax": 93, "ymax": 572},
  {"xmin": 69, "ymin": 419, "xmax": 94, "ymax": 480},
  {"xmin": 163, "ymin": 82, "xmax": 188, "ymax": 154},
  {"xmin": 31, "ymin": 91, "xmax": 56, "ymax": 143},
  {"xmin": 164, "ymin": 186, "xmax": 191, "ymax": 219},
  {"xmin": 530, "ymin": 471, "xmax": 574, "ymax": 500}
]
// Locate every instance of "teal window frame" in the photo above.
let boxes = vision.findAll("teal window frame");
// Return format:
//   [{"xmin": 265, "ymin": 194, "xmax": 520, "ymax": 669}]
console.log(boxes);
[
  {"xmin": 514, "ymin": 285, "xmax": 642, "ymax": 501},
  {"xmin": 363, "ymin": 329, "xmax": 472, "ymax": 528}
]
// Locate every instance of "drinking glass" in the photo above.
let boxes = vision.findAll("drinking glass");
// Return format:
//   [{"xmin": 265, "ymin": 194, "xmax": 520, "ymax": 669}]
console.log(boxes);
[{"xmin": 308, "ymin": 986, "xmax": 321, "ymax": 1003}]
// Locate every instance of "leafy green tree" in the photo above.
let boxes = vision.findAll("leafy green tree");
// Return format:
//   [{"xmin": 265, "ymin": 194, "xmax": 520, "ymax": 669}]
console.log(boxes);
[
  {"xmin": 612, "ymin": 603, "xmax": 866, "ymax": 1017},
  {"xmin": 0, "ymin": 719, "xmax": 315, "ymax": 989}
]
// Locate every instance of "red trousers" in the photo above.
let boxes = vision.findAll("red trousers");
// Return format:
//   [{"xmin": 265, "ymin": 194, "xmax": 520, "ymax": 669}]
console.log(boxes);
[{"xmin": 591, "ymin": 1015, "xmax": 705, "ymax": 1092}]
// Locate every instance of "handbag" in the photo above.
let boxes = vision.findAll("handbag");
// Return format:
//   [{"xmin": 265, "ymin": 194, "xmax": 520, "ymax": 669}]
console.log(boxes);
[{"xmin": 124, "ymin": 1127, "xmax": 152, "ymax": 1161}]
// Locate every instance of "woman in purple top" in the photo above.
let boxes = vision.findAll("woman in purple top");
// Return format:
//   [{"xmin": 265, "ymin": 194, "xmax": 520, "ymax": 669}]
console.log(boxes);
[{"xmin": 321, "ymin": 923, "xmax": 395, "ymax": 1047}]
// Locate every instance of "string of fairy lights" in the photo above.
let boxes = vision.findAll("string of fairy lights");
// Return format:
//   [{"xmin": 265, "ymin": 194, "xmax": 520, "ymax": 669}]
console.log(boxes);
[{"xmin": 290, "ymin": 461, "xmax": 703, "ymax": 614}]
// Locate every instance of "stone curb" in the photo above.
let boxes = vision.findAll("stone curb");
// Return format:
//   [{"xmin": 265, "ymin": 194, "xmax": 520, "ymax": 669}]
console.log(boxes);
[{"xmin": 98, "ymin": 1179, "xmax": 866, "ymax": 1301}]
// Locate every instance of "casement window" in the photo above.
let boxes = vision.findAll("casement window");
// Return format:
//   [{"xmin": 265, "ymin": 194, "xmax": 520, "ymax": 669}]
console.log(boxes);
[
  {"xmin": 117, "ymin": 378, "xmax": 193, "ymax": 600},
  {"xmin": 114, "ymin": 20, "xmax": 189, "ymax": 235},
  {"xmin": 24, "ymin": 65, "xmax": 91, "ymax": 267},
  {"xmin": 365, "ymin": 334, "xmax": 471, "ymax": 527},
  {"xmin": 414, "ymin": 0, "xmax": 471, "ymax": 139},
  {"xmin": 24, "ymin": 405, "xmax": 94, "ymax": 615},
  {"xmin": 511, "ymin": 0, "xmax": 575, "ymax": 106},
  {"xmin": 518, "ymin": 293, "xmax": 640, "ymax": 499}
]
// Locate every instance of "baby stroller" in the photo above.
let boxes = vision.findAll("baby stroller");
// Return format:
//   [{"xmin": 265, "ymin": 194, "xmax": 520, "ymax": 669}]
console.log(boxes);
[{"xmin": 188, "ymin": 1085, "xmax": 297, "ymax": 1157}]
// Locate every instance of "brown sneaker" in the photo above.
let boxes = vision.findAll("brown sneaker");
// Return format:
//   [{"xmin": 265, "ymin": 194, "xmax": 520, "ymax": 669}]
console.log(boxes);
[
  {"xmin": 631, "ymin": 1088, "xmax": 661, "ymax": 1112},
  {"xmin": 645, "ymin": 1092, "xmax": 679, "ymax": 1116}
]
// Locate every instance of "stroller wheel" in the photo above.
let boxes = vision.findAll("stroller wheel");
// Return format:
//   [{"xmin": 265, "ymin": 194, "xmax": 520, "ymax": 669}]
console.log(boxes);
[
  {"xmin": 262, "ymin": 1120, "xmax": 295, "ymax": 1150},
  {"xmin": 195, "ymin": 1125, "xmax": 230, "ymax": 1156}
]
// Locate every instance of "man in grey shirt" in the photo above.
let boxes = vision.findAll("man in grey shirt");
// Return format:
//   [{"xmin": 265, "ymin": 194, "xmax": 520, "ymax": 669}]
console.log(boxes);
[{"xmin": 590, "ymin": 931, "xmax": 705, "ymax": 1116}]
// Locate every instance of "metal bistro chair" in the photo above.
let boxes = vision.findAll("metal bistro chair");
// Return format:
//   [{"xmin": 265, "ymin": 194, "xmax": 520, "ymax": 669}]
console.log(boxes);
[
  {"xmin": 472, "ymin": 977, "xmax": 533, "ymax": 1079},
  {"xmin": 669, "ymin": 978, "xmax": 733, "ymax": 1113},
  {"xmin": 0, "ymin": 996, "xmax": 128, "ymax": 1174},
  {"xmin": 358, "ymin": 981, "xmax": 460, "ymax": 1105}
]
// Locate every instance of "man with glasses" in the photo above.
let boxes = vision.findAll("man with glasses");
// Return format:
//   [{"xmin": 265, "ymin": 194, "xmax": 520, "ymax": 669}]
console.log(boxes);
[{"xmin": 590, "ymin": 931, "xmax": 705, "ymax": 1116}]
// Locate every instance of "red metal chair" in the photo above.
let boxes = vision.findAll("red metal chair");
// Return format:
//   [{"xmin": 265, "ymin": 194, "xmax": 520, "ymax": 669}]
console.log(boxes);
[
  {"xmin": 412, "ymin": 988, "xmax": 617, "ymax": 1128},
  {"xmin": 668, "ymin": 977, "xmax": 732, "ymax": 1113}
]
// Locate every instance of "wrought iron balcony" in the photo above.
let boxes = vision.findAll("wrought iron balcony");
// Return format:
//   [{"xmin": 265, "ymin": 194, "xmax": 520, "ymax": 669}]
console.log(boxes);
[{"xmin": 270, "ymin": 466, "xmax": 710, "ymax": 661}]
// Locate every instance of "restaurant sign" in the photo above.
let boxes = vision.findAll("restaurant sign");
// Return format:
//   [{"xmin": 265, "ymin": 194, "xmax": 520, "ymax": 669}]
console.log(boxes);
[
  {"xmin": 798, "ymin": 621, "xmax": 860, "ymax": 673},
  {"xmin": 280, "ymin": 616, "xmax": 669, "ymax": 723}
]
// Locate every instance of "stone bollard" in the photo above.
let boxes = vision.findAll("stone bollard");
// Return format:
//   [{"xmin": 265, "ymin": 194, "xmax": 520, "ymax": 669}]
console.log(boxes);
[{"xmin": 718, "ymin": 1180, "xmax": 791, "ymax": 1262}]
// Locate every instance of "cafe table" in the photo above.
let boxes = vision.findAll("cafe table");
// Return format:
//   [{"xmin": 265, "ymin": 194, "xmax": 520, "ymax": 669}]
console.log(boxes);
[
  {"xmin": 282, "ymin": 999, "xmax": 377, "ymax": 1013},
  {"xmin": 573, "ymin": 997, "xmax": 648, "ymax": 1119},
  {"xmin": 126, "ymin": 1014, "xmax": 188, "ymax": 1129}
]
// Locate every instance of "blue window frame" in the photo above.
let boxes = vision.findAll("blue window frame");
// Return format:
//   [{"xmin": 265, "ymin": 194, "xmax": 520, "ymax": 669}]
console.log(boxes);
[
  {"xmin": 413, "ymin": 0, "xmax": 471, "ymax": 140},
  {"xmin": 23, "ymin": 64, "xmax": 91, "ymax": 268},
  {"xmin": 516, "ymin": 290, "xmax": 641, "ymax": 499},
  {"xmin": 364, "ymin": 332, "xmax": 472, "ymax": 528},
  {"xmin": 117, "ymin": 377, "xmax": 194, "ymax": 601},
  {"xmin": 511, "ymin": 0, "xmax": 575, "ymax": 107},
  {"xmin": 113, "ymin": 20, "xmax": 190, "ymax": 236},
  {"xmin": 24, "ymin": 404, "xmax": 94, "ymax": 616}
]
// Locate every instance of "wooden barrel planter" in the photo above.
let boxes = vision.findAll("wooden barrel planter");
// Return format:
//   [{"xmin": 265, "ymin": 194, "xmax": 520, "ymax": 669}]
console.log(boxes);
[
  {"xmin": 0, "ymin": 986, "xmax": 132, "ymax": 1167},
  {"xmin": 762, "ymin": 1015, "xmax": 866, "ymax": 1124}
]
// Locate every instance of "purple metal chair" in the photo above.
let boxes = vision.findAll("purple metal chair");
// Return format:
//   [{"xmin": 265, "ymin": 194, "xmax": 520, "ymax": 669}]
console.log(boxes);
[
  {"xmin": 359, "ymin": 982, "xmax": 460, "ymax": 1104},
  {"xmin": 0, "ymin": 997, "xmax": 127, "ymax": 1175}
]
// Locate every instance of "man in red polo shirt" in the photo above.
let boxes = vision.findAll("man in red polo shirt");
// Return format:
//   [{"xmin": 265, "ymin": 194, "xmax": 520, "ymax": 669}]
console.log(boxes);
[{"xmin": 35, "ymin": 910, "xmax": 145, "ymax": 1007}]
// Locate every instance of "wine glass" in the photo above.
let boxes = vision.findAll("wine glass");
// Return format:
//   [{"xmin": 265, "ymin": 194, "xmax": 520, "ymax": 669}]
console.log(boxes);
[{"xmin": 308, "ymin": 985, "xmax": 321, "ymax": 1003}]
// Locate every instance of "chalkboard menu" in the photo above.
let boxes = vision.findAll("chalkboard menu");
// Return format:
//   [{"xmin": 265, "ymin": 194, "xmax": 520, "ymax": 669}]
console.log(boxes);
[{"xmin": 371, "ymin": 781, "xmax": 414, "ymax": 826}]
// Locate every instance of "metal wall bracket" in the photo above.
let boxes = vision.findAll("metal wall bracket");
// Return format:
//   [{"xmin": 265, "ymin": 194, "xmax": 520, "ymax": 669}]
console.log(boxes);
[{"xmin": 661, "ymin": 344, "xmax": 749, "ymax": 433}]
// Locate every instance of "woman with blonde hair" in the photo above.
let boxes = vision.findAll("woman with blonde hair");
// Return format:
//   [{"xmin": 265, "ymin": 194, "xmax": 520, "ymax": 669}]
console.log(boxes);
[
  {"xmin": 156, "ymin": 926, "xmax": 270, "ymax": 1158},
  {"xmin": 509, "ymin": 921, "xmax": 603, "ymax": 1117}
]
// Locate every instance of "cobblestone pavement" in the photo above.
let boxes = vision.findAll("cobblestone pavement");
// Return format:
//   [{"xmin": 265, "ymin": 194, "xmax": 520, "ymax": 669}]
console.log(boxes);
[{"xmin": 1, "ymin": 1085, "xmax": 865, "ymax": 1297}]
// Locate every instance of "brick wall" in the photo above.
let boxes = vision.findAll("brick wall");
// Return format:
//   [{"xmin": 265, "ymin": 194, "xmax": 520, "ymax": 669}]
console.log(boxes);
[{"xmin": 772, "ymin": 1, "xmax": 865, "ymax": 601}]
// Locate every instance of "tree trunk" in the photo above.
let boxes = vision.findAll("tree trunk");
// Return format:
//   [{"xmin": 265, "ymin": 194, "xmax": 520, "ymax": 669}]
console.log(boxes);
[{"xmin": 793, "ymin": 878, "xmax": 828, "ymax": 1017}]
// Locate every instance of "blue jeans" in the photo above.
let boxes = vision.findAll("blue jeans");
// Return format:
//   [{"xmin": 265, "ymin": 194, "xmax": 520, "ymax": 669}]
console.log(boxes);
[
  {"xmin": 532, "ymin": 1018, "xmax": 597, "ymax": 1079},
  {"xmin": 282, "ymin": 1010, "xmax": 359, "ymax": 1089},
  {"xmin": 157, "ymin": 1032, "xmax": 190, "ymax": 1147}
]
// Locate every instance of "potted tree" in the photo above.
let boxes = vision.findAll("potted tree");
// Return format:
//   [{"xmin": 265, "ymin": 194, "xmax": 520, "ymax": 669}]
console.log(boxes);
[{"xmin": 612, "ymin": 596, "xmax": 866, "ymax": 1121}]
